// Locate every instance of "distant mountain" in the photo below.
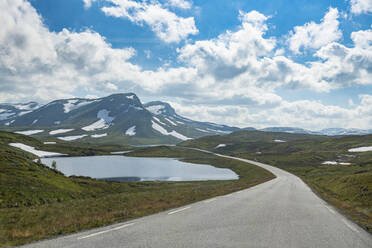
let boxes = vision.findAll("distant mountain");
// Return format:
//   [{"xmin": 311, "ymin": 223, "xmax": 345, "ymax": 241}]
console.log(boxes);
[
  {"xmin": 319, "ymin": 128, "xmax": 372, "ymax": 136},
  {"xmin": 0, "ymin": 94, "xmax": 238, "ymax": 145},
  {"xmin": 260, "ymin": 127, "xmax": 372, "ymax": 136},
  {"xmin": 1, "ymin": 95, "xmax": 370, "ymax": 145},
  {"xmin": 0, "ymin": 102, "xmax": 39, "ymax": 125},
  {"xmin": 260, "ymin": 127, "xmax": 315, "ymax": 134},
  {"xmin": 144, "ymin": 101, "xmax": 239, "ymax": 138}
]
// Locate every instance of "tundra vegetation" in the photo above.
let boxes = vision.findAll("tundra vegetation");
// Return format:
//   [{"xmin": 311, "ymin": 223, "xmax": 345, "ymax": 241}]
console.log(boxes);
[{"xmin": 0, "ymin": 131, "xmax": 274, "ymax": 247}]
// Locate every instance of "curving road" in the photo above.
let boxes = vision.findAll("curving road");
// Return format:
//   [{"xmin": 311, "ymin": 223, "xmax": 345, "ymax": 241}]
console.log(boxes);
[{"xmin": 23, "ymin": 153, "xmax": 372, "ymax": 248}]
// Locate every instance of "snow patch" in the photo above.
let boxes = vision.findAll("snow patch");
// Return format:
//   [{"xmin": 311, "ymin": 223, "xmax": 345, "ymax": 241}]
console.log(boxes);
[
  {"xmin": 57, "ymin": 135, "xmax": 87, "ymax": 141},
  {"xmin": 153, "ymin": 117, "xmax": 167, "ymax": 126},
  {"xmin": 126, "ymin": 95, "xmax": 135, "ymax": 100},
  {"xmin": 274, "ymin": 139, "xmax": 286, "ymax": 143},
  {"xmin": 54, "ymin": 121, "xmax": 61, "ymax": 125},
  {"xmin": 152, "ymin": 121, "xmax": 168, "ymax": 135},
  {"xmin": 196, "ymin": 128, "xmax": 209, "ymax": 133},
  {"xmin": 15, "ymin": 130, "xmax": 44, "ymax": 135},
  {"xmin": 82, "ymin": 109, "xmax": 114, "ymax": 131},
  {"xmin": 32, "ymin": 119, "xmax": 38, "ymax": 125},
  {"xmin": 125, "ymin": 126, "xmax": 136, "ymax": 136},
  {"xmin": 151, "ymin": 121, "xmax": 191, "ymax": 141},
  {"xmin": 13, "ymin": 103, "xmax": 38, "ymax": 111},
  {"xmin": 215, "ymin": 144, "xmax": 227, "ymax": 148},
  {"xmin": 0, "ymin": 112, "xmax": 15, "ymax": 120},
  {"xmin": 322, "ymin": 161, "xmax": 338, "ymax": 165},
  {"xmin": 18, "ymin": 111, "xmax": 31, "ymax": 116},
  {"xmin": 146, "ymin": 105, "xmax": 164, "ymax": 115},
  {"xmin": 91, "ymin": 133, "xmax": 107, "ymax": 138},
  {"xmin": 49, "ymin": 129, "xmax": 74, "ymax": 135},
  {"xmin": 63, "ymin": 99, "xmax": 97, "ymax": 113},
  {"xmin": 322, "ymin": 161, "xmax": 351, "ymax": 165},
  {"xmin": 9, "ymin": 143, "xmax": 64, "ymax": 157},
  {"xmin": 169, "ymin": 131, "xmax": 190, "ymax": 141},
  {"xmin": 44, "ymin": 142, "xmax": 57, "ymax": 144},
  {"xmin": 165, "ymin": 118, "xmax": 177, "ymax": 126},
  {"xmin": 348, "ymin": 146, "xmax": 372, "ymax": 152}
]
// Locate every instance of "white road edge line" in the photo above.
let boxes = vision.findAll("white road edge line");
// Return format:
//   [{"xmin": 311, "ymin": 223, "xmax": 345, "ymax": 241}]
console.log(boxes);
[
  {"xmin": 204, "ymin": 198, "xmax": 217, "ymax": 203},
  {"xmin": 324, "ymin": 205, "xmax": 336, "ymax": 214},
  {"xmin": 168, "ymin": 206, "xmax": 191, "ymax": 215},
  {"xmin": 77, "ymin": 223, "xmax": 135, "ymax": 240},
  {"xmin": 342, "ymin": 219, "xmax": 359, "ymax": 233}
]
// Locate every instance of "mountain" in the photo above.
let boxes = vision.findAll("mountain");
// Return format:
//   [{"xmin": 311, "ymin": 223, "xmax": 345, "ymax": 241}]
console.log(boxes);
[
  {"xmin": 319, "ymin": 128, "xmax": 372, "ymax": 136},
  {"xmin": 143, "ymin": 101, "xmax": 239, "ymax": 137},
  {"xmin": 260, "ymin": 127, "xmax": 320, "ymax": 135},
  {"xmin": 0, "ymin": 102, "xmax": 39, "ymax": 125},
  {"xmin": 260, "ymin": 127, "xmax": 372, "ymax": 136},
  {"xmin": 0, "ymin": 93, "xmax": 238, "ymax": 145},
  {"xmin": 1, "ymin": 94, "xmax": 370, "ymax": 145}
]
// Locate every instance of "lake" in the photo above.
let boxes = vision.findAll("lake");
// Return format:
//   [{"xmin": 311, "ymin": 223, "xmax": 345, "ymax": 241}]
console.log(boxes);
[{"xmin": 41, "ymin": 155, "xmax": 238, "ymax": 182}]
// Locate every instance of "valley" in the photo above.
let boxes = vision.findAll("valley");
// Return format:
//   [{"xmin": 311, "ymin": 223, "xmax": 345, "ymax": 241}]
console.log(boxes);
[{"xmin": 1, "ymin": 94, "xmax": 371, "ymax": 246}]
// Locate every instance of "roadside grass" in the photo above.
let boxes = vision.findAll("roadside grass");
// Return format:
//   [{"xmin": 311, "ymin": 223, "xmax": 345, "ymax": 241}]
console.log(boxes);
[
  {"xmin": 180, "ymin": 131, "xmax": 372, "ymax": 233},
  {"xmin": 0, "ymin": 133, "xmax": 275, "ymax": 247}
]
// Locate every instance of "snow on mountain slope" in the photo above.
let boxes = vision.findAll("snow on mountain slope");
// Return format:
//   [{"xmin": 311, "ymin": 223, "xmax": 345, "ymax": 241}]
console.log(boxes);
[
  {"xmin": 151, "ymin": 121, "xmax": 191, "ymax": 141},
  {"xmin": 125, "ymin": 126, "xmax": 136, "ymax": 136},
  {"xmin": 82, "ymin": 109, "xmax": 114, "ymax": 131},
  {"xmin": 57, "ymin": 135, "xmax": 87, "ymax": 141},
  {"xmin": 9, "ymin": 143, "xmax": 65, "ymax": 157},
  {"xmin": 0, "ymin": 102, "xmax": 39, "ymax": 121},
  {"xmin": 49, "ymin": 129, "xmax": 74, "ymax": 135},
  {"xmin": 64, "ymin": 99, "xmax": 99, "ymax": 113},
  {"xmin": 91, "ymin": 133, "xmax": 108, "ymax": 138},
  {"xmin": 15, "ymin": 130, "xmax": 44, "ymax": 135}
]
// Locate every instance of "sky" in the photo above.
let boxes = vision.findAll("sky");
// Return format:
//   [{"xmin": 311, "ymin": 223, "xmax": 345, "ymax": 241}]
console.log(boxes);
[{"xmin": 0, "ymin": 0, "xmax": 371, "ymax": 130}]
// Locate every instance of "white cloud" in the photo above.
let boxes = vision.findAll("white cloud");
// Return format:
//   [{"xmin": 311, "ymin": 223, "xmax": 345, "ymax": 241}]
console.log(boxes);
[
  {"xmin": 350, "ymin": 0, "xmax": 372, "ymax": 14},
  {"xmin": 0, "ymin": 2, "xmax": 371, "ymax": 130},
  {"xmin": 0, "ymin": 0, "xmax": 142, "ymax": 102},
  {"xmin": 101, "ymin": 0, "xmax": 198, "ymax": 43},
  {"xmin": 165, "ymin": 0, "xmax": 192, "ymax": 9},
  {"xmin": 287, "ymin": 8, "xmax": 342, "ymax": 54},
  {"xmin": 83, "ymin": 0, "xmax": 97, "ymax": 8},
  {"xmin": 170, "ymin": 95, "xmax": 372, "ymax": 130}
]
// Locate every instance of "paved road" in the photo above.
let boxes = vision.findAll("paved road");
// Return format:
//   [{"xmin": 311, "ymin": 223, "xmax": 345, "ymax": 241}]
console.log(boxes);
[{"xmin": 23, "ymin": 153, "xmax": 372, "ymax": 248}]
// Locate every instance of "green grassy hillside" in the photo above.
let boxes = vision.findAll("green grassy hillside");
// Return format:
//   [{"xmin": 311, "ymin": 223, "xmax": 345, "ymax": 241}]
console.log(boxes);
[{"xmin": 0, "ymin": 131, "xmax": 274, "ymax": 247}]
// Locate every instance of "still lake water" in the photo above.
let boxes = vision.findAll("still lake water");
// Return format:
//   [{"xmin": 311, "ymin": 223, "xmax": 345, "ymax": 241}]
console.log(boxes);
[{"xmin": 41, "ymin": 156, "xmax": 238, "ymax": 182}]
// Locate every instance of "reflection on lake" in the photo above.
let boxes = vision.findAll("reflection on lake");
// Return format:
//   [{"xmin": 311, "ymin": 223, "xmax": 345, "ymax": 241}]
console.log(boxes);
[{"xmin": 41, "ymin": 155, "xmax": 238, "ymax": 182}]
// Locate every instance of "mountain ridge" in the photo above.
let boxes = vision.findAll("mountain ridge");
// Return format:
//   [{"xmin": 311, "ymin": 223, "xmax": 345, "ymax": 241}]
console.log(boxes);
[
  {"xmin": 0, "ymin": 93, "xmax": 238, "ymax": 145},
  {"xmin": 0, "ymin": 93, "xmax": 371, "ymax": 145}
]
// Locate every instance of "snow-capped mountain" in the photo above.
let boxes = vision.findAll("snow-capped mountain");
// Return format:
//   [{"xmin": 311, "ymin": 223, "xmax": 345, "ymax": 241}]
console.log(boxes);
[
  {"xmin": 0, "ymin": 102, "xmax": 39, "ymax": 125},
  {"xmin": 2, "ymin": 94, "xmax": 370, "ymax": 145},
  {"xmin": 318, "ymin": 128, "xmax": 372, "ymax": 136},
  {"xmin": 0, "ymin": 93, "xmax": 238, "ymax": 145},
  {"xmin": 144, "ymin": 101, "xmax": 239, "ymax": 138}
]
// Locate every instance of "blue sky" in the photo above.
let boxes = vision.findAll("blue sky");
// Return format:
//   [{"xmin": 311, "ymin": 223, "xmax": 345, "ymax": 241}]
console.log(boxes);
[{"xmin": 1, "ymin": 0, "xmax": 371, "ymax": 130}]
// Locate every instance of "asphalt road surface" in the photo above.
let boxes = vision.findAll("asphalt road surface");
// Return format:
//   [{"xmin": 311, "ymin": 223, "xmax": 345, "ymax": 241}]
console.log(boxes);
[{"xmin": 23, "ymin": 153, "xmax": 372, "ymax": 248}]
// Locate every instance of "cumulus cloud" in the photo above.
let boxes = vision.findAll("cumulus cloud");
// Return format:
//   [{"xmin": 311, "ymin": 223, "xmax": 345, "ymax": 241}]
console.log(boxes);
[
  {"xmin": 101, "ymin": 0, "xmax": 198, "ymax": 43},
  {"xmin": 0, "ymin": 0, "xmax": 142, "ymax": 102},
  {"xmin": 165, "ymin": 0, "xmax": 192, "ymax": 9},
  {"xmin": 1, "ymin": 1, "xmax": 371, "ymax": 129},
  {"xmin": 287, "ymin": 8, "xmax": 342, "ymax": 54},
  {"xmin": 171, "ymin": 95, "xmax": 372, "ymax": 130},
  {"xmin": 350, "ymin": 0, "xmax": 372, "ymax": 14}
]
